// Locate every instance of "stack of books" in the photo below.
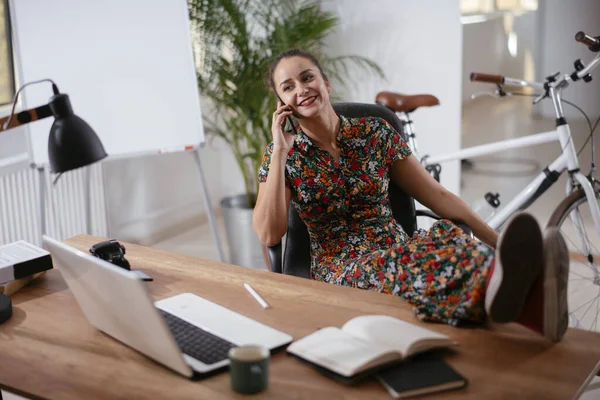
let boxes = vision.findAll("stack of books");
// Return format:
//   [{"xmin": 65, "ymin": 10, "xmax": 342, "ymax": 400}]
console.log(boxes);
[
  {"xmin": 286, "ymin": 314, "xmax": 468, "ymax": 398},
  {"xmin": 0, "ymin": 240, "xmax": 53, "ymax": 296}
]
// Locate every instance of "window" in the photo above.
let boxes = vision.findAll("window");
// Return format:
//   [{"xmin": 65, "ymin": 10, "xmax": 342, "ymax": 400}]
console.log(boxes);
[
  {"xmin": 0, "ymin": 0, "xmax": 15, "ymax": 106},
  {"xmin": 460, "ymin": 0, "xmax": 537, "ymax": 14},
  {"xmin": 460, "ymin": 0, "xmax": 495, "ymax": 15},
  {"xmin": 496, "ymin": 0, "xmax": 538, "ymax": 11}
]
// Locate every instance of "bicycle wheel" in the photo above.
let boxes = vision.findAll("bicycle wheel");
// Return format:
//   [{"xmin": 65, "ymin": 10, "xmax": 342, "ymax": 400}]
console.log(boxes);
[{"xmin": 548, "ymin": 183, "xmax": 600, "ymax": 332}]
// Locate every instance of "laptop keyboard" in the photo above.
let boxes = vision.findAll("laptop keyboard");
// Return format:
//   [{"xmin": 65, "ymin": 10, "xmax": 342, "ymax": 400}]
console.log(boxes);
[{"xmin": 159, "ymin": 309, "xmax": 237, "ymax": 365}]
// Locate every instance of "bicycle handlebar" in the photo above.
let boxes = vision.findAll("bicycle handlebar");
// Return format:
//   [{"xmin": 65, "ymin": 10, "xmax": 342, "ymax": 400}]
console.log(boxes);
[
  {"xmin": 471, "ymin": 31, "xmax": 599, "ymax": 97},
  {"xmin": 470, "ymin": 73, "xmax": 544, "ymax": 90},
  {"xmin": 575, "ymin": 31, "xmax": 600, "ymax": 52},
  {"xmin": 470, "ymin": 73, "xmax": 504, "ymax": 84}
]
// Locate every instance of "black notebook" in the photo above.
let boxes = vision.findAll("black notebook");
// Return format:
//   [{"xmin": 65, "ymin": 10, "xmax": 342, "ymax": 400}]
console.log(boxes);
[{"xmin": 376, "ymin": 352, "xmax": 467, "ymax": 398}]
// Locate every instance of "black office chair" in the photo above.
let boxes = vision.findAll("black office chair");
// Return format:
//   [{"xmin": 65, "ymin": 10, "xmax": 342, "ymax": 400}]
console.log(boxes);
[{"xmin": 267, "ymin": 102, "xmax": 470, "ymax": 278}]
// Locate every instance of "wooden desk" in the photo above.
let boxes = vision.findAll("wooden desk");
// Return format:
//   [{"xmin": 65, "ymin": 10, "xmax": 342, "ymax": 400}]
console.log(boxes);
[{"xmin": 1, "ymin": 235, "xmax": 599, "ymax": 399}]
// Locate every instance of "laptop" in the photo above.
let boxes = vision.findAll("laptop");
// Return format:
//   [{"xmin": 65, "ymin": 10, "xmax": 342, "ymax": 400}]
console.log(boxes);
[{"xmin": 42, "ymin": 235, "xmax": 293, "ymax": 378}]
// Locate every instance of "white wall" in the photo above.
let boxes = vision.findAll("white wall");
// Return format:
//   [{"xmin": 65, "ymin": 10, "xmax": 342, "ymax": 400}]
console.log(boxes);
[
  {"xmin": 319, "ymin": 0, "xmax": 463, "ymax": 195},
  {"xmin": 462, "ymin": 15, "xmax": 507, "ymax": 103},
  {"xmin": 462, "ymin": 12, "xmax": 539, "ymax": 104},
  {"xmin": 104, "ymin": 0, "xmax": 464, "ymax": 242},
  {"xmin": 537, "ymin": 0, "xmax": 600, "ymax": 120},
  {"xmin": 461, "ymin": 2, "xmax": 600, "ymax": 121},
  {"xmin": 104, "ymin": 125, "xmax": 243, "ymax": 243}
]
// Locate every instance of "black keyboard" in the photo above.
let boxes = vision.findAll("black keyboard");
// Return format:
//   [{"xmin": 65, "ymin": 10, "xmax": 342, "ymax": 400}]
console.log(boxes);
[{"xmin": 159, "ymin": 309, "xmax": 237, "ymax": 365}]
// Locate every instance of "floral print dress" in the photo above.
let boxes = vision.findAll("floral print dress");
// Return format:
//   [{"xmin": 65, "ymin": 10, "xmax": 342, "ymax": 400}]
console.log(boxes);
[{"xmin": 258, "ymin": 115, "xmax": 494, "ymax": 326}]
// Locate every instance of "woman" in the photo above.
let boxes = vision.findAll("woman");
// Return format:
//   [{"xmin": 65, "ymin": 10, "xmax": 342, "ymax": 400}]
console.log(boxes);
[{"xmin": 252, "ymin": 49, "xmax": 569, "ymax": 342}]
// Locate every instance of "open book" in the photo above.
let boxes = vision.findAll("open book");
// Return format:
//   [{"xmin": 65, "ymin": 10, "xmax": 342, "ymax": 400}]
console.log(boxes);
[{"xmin": 287, "ymin": 315, "xmax": 457, "ymax": 382}]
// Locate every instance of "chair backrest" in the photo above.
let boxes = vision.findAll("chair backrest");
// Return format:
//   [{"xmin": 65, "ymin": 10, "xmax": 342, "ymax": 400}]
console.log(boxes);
[{"xmin": 282, "ymin": 102, "xmax": 417, "ymax": 278}]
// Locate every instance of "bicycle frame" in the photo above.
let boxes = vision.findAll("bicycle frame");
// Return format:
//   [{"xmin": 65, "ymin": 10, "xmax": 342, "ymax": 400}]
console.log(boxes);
[{"xmin": 410, "ymin": 52, "xmax": 600, "ymax": 233}]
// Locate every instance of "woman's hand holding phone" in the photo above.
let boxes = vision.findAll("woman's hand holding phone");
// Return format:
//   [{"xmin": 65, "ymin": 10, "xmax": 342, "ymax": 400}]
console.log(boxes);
[{"xmin": 271, "ymin": 101, "xmax": 297, "ymax": 153}]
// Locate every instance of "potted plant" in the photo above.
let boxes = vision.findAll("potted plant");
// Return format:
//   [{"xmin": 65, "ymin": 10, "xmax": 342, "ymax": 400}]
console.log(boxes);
[{"xmin": 188, "ymin": 0, "xmax": 383, "ymax": 269}]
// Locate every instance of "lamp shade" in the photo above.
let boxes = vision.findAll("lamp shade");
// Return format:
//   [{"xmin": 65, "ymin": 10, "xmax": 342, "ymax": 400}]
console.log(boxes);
[{"xmin": 47, "ymin": 93, "xmax": 107, "ymax": 173}]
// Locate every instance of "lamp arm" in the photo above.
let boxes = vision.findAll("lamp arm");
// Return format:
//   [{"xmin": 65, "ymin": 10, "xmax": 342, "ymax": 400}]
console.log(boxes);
[
  {"xmin": 1, "ymin": 78, "xmax": 59, "ymax": 132},
  {"xmin": 0, "ymin": 104, "xmax": 53, "ymax": 132},
  {"xmin": 1, "ymin": 79, "xmax": 107, "ymax": 174}
]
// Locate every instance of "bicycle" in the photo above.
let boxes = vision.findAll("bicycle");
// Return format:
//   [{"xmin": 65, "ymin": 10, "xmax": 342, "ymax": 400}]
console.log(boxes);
[{"xmin": 376, "ymin": 31, "xmax": 600, "ymax": 332}]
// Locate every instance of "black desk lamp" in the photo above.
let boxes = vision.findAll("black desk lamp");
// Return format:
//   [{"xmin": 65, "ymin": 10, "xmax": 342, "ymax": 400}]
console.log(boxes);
[
  {"xmin": 0, "ymin": 79, "xmax": 107, "ymax": 324},
  {"xmin": 0, "ymin": 79, "xmax": 107, "ymax": 172}
]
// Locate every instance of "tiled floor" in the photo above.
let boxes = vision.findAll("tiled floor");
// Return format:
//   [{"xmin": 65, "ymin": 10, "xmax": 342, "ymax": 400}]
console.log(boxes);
[
  {"xmin": 153, "ymin": 212, "xmax": 231, "ymax": 266},
  {"xmin": 460, "ymin": 95, "xmax": 594, "ymax": 224}
]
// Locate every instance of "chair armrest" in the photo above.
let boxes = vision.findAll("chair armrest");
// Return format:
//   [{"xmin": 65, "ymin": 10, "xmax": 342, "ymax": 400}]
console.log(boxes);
[
  {"xmin": 415, "ymin": 209, "xmax": 473, "ymax": 237},
  {"xmin": 415, "ymin": 209, "xmax": 442, "ymax": 220},
  {"xmin": 267, "ymin": 242, "xmax": 283, "ymax": 273}
]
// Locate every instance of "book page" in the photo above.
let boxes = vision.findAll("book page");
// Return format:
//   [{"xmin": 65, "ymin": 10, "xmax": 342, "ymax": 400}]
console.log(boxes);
[
  {"xmin": 287, "ymin": 327, "xmax": 397, "ymax": 377},
  {"xmin": 342, "ymin": 315, "xmax": 455, "ymax": 358}
]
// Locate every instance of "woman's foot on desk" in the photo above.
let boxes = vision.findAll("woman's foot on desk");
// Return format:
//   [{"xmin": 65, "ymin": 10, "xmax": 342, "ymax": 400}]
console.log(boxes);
[
  {"xmin": 485, "ymin": 212, "xmax": 570, "ymax": 342},
  {"xmin": 518, "ymin": 227, "xmax": 569, "ymax": 342}
]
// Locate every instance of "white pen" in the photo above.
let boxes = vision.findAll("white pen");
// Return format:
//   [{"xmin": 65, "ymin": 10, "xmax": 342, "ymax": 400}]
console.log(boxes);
[{"xmin": 244, "ymin": 283, "xmax": 270, "ymax": 309}]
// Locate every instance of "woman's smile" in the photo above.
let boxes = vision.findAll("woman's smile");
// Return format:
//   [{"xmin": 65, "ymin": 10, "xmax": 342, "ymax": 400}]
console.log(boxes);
[{"xmin": 298, "ymin": 95, "xmax": 317, "ymax": 107}]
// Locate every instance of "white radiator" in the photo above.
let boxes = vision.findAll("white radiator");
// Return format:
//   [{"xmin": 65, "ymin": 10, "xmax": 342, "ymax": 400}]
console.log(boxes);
[{"xmin": 0, "ymin": 165, "xmax": 108, "ymax": 246}]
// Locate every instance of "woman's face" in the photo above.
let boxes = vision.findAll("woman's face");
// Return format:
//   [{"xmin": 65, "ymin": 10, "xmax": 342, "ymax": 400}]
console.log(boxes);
[{"xmin": 272, "ymin": 56, "xmax": 331, "ymax": 119}]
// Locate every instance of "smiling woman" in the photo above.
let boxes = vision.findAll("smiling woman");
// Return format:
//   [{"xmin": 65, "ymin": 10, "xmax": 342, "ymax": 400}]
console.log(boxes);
[
  {"xmin": 252, "ymin": 48, "xmax": 572, "ymax": 344},
  {"xmin": 0, "ymin": 0, "xmax": 14, "ymax": 106}
]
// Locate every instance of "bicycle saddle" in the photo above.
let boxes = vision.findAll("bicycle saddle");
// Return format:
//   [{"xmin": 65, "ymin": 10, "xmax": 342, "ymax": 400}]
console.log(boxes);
[{"xmin": 375, "ymin": 91, "xmax": 440, "ymax": 113}]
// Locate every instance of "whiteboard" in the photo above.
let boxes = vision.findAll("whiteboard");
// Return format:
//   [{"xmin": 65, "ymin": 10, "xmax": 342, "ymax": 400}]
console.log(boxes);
[{"xmin": 8, "ymin": 0, "xmax": 205, "ymax": 167}]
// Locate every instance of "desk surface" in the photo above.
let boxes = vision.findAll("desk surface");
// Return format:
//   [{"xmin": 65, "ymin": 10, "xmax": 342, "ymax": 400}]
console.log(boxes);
[{"xmin": 1, "ymin": 235, "xmax": 599, "ymax": 399}]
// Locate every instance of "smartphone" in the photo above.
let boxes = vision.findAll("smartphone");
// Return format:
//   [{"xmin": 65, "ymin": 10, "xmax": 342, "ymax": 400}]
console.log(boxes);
[{"xmin": 276, "ymin": 94, "xmax": 298, "ymax": 135}]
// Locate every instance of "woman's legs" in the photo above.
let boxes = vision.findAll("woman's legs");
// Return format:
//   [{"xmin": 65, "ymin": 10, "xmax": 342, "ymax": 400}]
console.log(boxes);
[
  {"xmin": 337, "ymin": 219, "xmax": 495, "ymax": 326},
  {"xmin": 336, "ymin": 212, "xmax": 570, "ymax": 341}
]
